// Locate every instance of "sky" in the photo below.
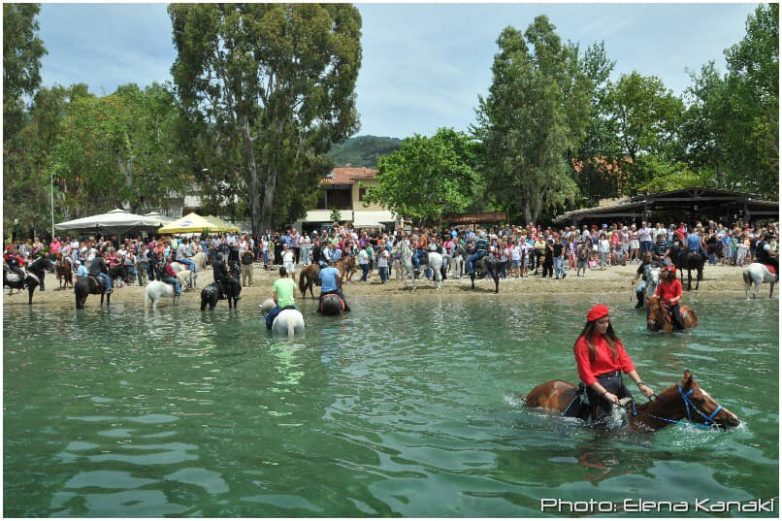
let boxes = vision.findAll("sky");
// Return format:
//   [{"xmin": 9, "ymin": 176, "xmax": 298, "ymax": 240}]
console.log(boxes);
[{"xmin": 37, "ymin": 2, "xmax": 760, "ymax": 139}]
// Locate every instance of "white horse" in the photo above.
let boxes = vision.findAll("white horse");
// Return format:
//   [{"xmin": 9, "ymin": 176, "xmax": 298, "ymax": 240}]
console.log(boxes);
[
  {"xmin": 743, "ymin": 263, "xmax": 776, "ymax": 299},
  {"xmin": 259, "ymin": 298, "xmax": 306, "ymax": 337},
  {"xmin": 426, "ymin": 251, "xmax": 443, "ymax": 289},
  {"xmin": 170, "ymin": 262, "xmax": 197, "ymax": 289},
  {"xmin": 145, "ymin": 280, "xmax": 178, "ymax": 308},
  {"xmin": 192, "ymin": 252, "xmax": 208, "ymax": 270},
  {"xmin": 396, "ymin": 241, "xmax": 417, "ymax": 290}
]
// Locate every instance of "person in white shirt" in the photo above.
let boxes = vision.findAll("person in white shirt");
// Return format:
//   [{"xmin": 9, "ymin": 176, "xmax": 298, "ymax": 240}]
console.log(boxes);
[{"xmin": 282, "ymin": 244, "xmax": 296, "ymax": 277}]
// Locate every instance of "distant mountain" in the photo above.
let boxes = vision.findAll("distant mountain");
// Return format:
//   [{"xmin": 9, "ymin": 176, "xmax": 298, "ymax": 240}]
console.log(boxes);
[{"xmin": 329, "ymin": 135, "xmax": 403, "ymax": 168}]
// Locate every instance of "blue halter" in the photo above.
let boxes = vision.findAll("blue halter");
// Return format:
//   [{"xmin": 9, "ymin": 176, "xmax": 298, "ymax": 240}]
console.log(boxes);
[{"xmin": 631, "ymin": 385, "xmax": 724, "ymax": 430}]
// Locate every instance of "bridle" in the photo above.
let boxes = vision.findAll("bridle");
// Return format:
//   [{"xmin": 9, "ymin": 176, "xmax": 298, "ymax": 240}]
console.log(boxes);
[{"xmin": 630, "ymin": 385, "xmax": 725, "ymax": 430}]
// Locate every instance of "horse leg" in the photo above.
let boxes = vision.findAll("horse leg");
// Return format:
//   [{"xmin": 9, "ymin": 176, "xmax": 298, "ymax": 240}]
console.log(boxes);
[
  {"xmin": 28, "ymin": 286, "xmax": 34, "ymax": 305},
  {"xmin": 770, "ymin": 280, "xmax": 775, "ymax": 299},
  {"xmin": 494, "ymin": 273, "xmax": 500, "ymax": 293}
]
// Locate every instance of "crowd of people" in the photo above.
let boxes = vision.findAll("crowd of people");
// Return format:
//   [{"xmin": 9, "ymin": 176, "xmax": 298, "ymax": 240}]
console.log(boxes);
[{"xmin": 3, "ymin": 219, "xmax": 778, "ymax": 298}]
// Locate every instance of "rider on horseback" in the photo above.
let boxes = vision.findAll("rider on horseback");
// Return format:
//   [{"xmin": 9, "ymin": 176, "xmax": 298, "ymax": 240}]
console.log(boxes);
[
  {"xmin": 755, "ymin": 233, "xmax": 778, "ymax": 281},
  {"xmin": 683, "ymin": 226, "xmax": 707, "ymax": 262},
  {"xmin": 411, "ymin": 231, "xmax": 428, "ymax": 273},
  {"xmin": 265, "ymin": 266, "xmax": 298, "ymax": 329},
  {"xmin": 654, "ymin": 266, "xmax": 685, "ymax": 330},
  {"xmin": 466, "ymin": 230, "xmax": 488, "ymax": 275},
  {"xmin": 161, "ymin": 254, "xmax": 183, "ymax": 297},
  {"xmin": 572, "ymin": 304, "xmax": 655, "ymax": 423},
  {"xmin": 631, "ymin": 251, "xmax": 661, "ymax": 309},
  {"xmin": 319, "ymin": 258, "xmax": 351, "ymax": 312},
  {"xmin": 88, "ymin": 252, "xmax": 112, "ymax": 294},
  {"xmin": 212, "ymin": 252, "xmax": 238, "ymax": 300},
  {"xmin": 74, "ymin": 259, "xmax": 89, "ymax": 278},
  {"xmin": 4, "ymin": 244, "xmax": 27, "ymax": 284}
]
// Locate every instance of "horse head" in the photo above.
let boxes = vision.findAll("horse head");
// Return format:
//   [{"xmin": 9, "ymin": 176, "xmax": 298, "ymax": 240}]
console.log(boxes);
[
  {"xmin": 650, "ymin": 370, "xmax": 740, "ymax": 430},
  {"xmin": 645, "ymin": 295, "xmax": 666, "ymax": 330}
]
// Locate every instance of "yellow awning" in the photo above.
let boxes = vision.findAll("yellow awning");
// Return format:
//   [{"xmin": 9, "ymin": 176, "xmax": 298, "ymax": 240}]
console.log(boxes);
[{"xmin": 158, "ymin": 212, "xmax": 239, "ymax": 234}]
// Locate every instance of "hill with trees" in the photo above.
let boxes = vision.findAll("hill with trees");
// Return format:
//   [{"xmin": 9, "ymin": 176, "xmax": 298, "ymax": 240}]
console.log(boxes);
[{"xmin": 329, "ymin": 135, "xmax": 403, "ymax": 168}]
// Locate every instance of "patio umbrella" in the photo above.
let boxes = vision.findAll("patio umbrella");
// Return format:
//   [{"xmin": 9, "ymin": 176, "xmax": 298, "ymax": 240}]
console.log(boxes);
[{"xmin": 55, "ymin": 209, "xmax": 160, "ymax": 234}]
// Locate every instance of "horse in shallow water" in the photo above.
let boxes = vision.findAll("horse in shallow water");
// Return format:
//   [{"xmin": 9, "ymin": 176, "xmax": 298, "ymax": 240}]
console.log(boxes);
[
  {"xmin": 74, "ymin": 276, "xmax": 111, "ymax": 309},
  {"xmin": 670, "ymin": 244, "xmax": 705, "ymax": 291},
  {"xmin": 298, "ymin": 264, "xmax": 320, "ymax": 298},
  {"xmin": 470, "ymin": 255, "xmax": 507, "ymax": 293},
  {"xmin": 646, "ymin": 295, "xmax": 698, "ymax": 332},
  {"xmin": 525, "ymin": 370, "xmax": 739, "ymax": 431},
  {"xmin": 742, "ymin": 263, "xmax": 776, "ymax": 299},
  {"xmin": 259, "ymin": 298, "xmax": 306, "ymax": 337},
  {"xmin": 144, "ymin": 280, "xmax": 178, "ymax": 308},
  {"xmin": 200, "ymin": 282, "xmax": 241, "ymax": 310},
  {"xmin": 425, "ymin": 251, "xmax": 444, "ymax": 289},
  {"xmin": 3, "ymin": 256, "xmax": 55, "ymax": 304},
  {"xmin": 319, "ymin": 292, "xmax": 345, "ymax": 315}
]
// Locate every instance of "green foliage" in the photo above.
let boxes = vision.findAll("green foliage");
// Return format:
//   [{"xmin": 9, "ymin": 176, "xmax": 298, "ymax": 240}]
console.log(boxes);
[
  {"xmin": 634, "ymin": 155, "xmax": 714, "ymax": 193},
  {"xmin": 605, "ymin": 72, "xmax": 685, "ymax": 167},
  {"xmin": 474, "ymin": 17, "xmax": 585, "ymax": 223},
  {"xmin": 47, "ymin": 83, "xmax": 192, "ymax": 217},
  {"xmin": 3, "ymin": 3, "xmax": 46, "ymax": 139},
  {"xmin": 365, "ymin": 128, "xmax": 479, "ymax": 225},
  {"xmin": 328, "ymin": 135, "xmax": 403, "ymax": 167},
  {"xmin": 169, "ymin": 4, "xmax": 362, "ymax": 233}
]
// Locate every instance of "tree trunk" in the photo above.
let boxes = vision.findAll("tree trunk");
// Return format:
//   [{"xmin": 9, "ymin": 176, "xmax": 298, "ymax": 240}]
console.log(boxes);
[
  {"xmin": 241, "ymin": 116, "xmax": 261, "ymax": 236},
  {"xmin": 260, "ymin": 165, "xmax": 277, "ymax": 231},
  {"xmin": 523, "ymin": 198, "xmax": 532, "ymax": 224}
]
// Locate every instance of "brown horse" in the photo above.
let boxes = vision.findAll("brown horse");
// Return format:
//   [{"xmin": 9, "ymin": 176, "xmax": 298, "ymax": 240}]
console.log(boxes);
[
  {"xmin": 525, "ymin": 370, "xmax": 739, "ymax": 431},
  {"xmin": 299, "ymin": 264, "xmax": 319, "ymax": 298},
  {"xmin": 55, "ymin": 254, "xmax": 73, "ymax": 289},
  {"xmin": 646, "ymin": 295, "xmax": 698, "ymax": 332},
  {"xmin": 336, "ymin": 256, "xmax": 357, "ymax": 283}
]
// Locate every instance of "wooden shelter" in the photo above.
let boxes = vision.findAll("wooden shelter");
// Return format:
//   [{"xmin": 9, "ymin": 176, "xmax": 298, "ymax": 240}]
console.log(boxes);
[{"xmin": 554, "ymin": 187, "xmax": 778, "ymax": 227}]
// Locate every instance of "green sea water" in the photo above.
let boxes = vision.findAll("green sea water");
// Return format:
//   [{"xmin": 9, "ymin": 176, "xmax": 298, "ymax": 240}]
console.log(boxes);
[{"xmin": 3, "ymin": 293, "xmax": 778, "ymax": 516}]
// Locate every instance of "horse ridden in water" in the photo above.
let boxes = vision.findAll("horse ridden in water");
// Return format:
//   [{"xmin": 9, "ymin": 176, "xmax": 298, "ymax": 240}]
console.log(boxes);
[
  {"xmin": 470, "ymin": 254, "xmax": 507, "ymax": 293},
  {"xmin": 55, "ymin": 254, "xmax": 73, "ymax": 289},
  {"xmin": 319, "ymin": 292, "xmax": 346, "ymax": 315},
  {"xmin": 3, "ymin": 256, "xmax": 56, "ymax": 305},
  {"xmin": 259, "ymin": 298, "xmax": 305, "ymax": 337},
  {"xmin": 200, "ymin": 282, "xmax": 241, "ymax": 310},
  {"xmin": 144, "ymin": 280, "xmax": 179, "ymax": 309},
  {"xmin": 670, "ymin": 243, "xmax": 705, "ymax": 291},
  {"xmin": 74, "ymin": 275, "xmax": 111, "ymax": 309},
  {"xmin": 645, "ymin": 295, "xmax": 698, "ymax": 332},
  {"xmin": 743, "ymin": 263, "xmax": 777, "ymax": 299},
  {"xmin": 525, "ymin": 370, "xmax": 739, "ymax": 431}
]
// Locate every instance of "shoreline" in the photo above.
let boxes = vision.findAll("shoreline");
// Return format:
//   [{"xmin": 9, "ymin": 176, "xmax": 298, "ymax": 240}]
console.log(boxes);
[{"xmin": 2, "ymin": 263, "xmax": 762, "ymax": 311}]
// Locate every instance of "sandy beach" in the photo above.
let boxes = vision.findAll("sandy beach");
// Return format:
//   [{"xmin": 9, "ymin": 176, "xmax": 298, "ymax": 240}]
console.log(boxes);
[{"xmin": 3, "ymin": 262, "xmax": 760, "ymax": 311}]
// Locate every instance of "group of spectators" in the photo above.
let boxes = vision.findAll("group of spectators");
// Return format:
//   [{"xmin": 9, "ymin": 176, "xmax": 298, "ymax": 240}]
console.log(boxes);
[{"xmin": 3, "ymin": 219, "xmax": 778, "ymax": 291}]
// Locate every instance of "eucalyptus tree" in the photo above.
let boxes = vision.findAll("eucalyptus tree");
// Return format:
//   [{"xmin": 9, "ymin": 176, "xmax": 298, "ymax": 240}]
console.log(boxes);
[
  {"xmin": 474, "ymin": 16, "xmax": 588, "ymax": 223},
  {"xmin": 168, "ymin": 4, "xmax": 362, "ymax": 233},
  {"xmin": 365, "ymin": 128, "xmax": 479, "ymax": 225}
]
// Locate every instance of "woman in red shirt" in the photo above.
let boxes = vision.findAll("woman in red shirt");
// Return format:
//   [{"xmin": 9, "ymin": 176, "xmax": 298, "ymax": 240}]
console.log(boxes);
[
  {"xmin": 655, "ymin": 265, "xmax": 685, "ymax": 330},
  {"xmin": 574, "ymin": 304, "xmax": 655, "ymax": 421}
]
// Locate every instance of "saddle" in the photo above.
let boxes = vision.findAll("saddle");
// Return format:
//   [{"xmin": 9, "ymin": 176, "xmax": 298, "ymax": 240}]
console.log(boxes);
[{"xmin": 762, "ymin": 263, "xmax": 776, "ymax": 276}]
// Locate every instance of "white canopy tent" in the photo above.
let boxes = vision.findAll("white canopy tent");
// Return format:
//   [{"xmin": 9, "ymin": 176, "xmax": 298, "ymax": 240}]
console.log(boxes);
[
  {"xmin": 54, "ymin": 209, "xmax": 162, "ymax": 234},
  {"xmin": 143, "ymin": 212, "xmax": 176, "ymax": 226}
]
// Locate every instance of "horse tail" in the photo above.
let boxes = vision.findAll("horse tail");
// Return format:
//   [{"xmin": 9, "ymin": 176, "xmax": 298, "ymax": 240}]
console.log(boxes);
[
  {"xmin": 298, "ymin": 269, "xmax": 307, "ymax": 295},
  {"xmin": 742, "ymin": 268, "xmax": 751, "ymax": 287},
  {"xmin": 144, "ymin": 288, "xmax": 151, "ymax": 307},
  {"xmin": 287, "ymin": 316, "xmax": 296, "ymax": 338}
]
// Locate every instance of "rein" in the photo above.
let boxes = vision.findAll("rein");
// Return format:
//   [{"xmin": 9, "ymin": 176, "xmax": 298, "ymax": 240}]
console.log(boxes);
[{"xmin": 630, "ymin": 385, "xmax": 723, "ymax": 430}]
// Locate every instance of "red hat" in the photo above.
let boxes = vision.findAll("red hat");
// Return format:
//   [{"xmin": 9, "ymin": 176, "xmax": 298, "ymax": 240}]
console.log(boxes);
[{"xmin": 586, "ymin": 304, "xmax": 609, "ymax": 322}]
